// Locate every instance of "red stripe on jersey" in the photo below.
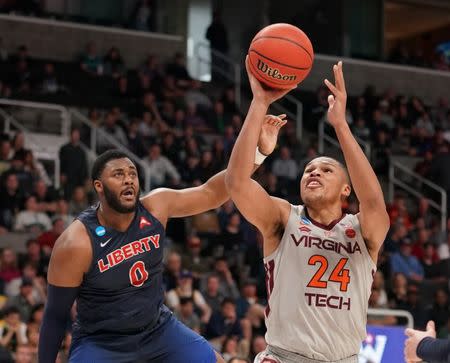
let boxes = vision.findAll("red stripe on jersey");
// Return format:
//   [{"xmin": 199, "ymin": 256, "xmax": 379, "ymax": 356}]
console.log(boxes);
[{"xmin": 264, "ymin": 260, "xmax": 275, "ymax": 317}]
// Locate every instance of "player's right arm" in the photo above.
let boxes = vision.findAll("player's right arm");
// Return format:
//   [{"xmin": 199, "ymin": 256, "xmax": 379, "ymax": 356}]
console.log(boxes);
[
  {"xmin": 39, "ymin": 220, "xmax": 92, "ymax": 363},
  {"xmin": 225, "ymin": 57, "xmax": 293, "ymax": 255}
]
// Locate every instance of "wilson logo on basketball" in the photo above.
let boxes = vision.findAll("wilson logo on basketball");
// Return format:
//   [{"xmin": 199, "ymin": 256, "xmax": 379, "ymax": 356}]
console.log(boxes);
[{"xmin": 256, "ymin": 59, "xmax": 297, "ymax": 81}]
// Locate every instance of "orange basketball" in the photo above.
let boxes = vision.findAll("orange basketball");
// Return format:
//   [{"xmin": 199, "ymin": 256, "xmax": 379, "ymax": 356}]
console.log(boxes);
[{"xmin": 248, "ymin": 23, "xmax": 314, "ymax": 89}]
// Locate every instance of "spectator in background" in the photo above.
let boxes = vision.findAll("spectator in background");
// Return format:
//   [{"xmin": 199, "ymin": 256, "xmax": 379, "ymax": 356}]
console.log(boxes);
[
  {"xmin": 5, "ymin": 277, "xmax": 36, "ymax": 322},
  {"xmin": 68, "ymin": 186, "xmax": 89, "ymax": 216},
  {"xmin": 384, "ymin": 224, "xmax": 408, "ymax": 253},
  {"xmin": 405, "ymin": 287, "xmax": 429, "ymax": 329},
  {"xmin": 80, "ymin": 42, "xmax": 103, "ymax": 76},
  {"xmin": 37, "ymin": 218, "xmax": 65, "ymax": 256},
  {"xmin": 53, "ymin": 199, "xmax": 75, "ymax": 228},
  {"xmin": 139, "ymin": 55, "xmax": 162, "ymax": 82},
  {"xmin": 0, "ymin": 138, "xmax": 12, "ymax": 173},
  {"xmin": 5, "ymin": 263, "xmax": 46, "ymax": 304},
  {"xmin": 174, "ymin": 297, "xmax": 200, "ymax": 333},
  {"xmin": 13, "ymin": 196, "xmax": 52, "ymax": 233},
  {"xmin": 23, "ymin": 151, "xmax": 51, "ymax": 186},
  {"xmin": 144, "ymin": 144, "xmax": 180, "ymax": 188},
  {"xmin": 18, "ymin": 239, "xmax": 48, "ymax": 276},
  {"xmin": 163, "ymin": 251, "xmax": 182, "ymax": 291},
  {"xmin": 208, "ymin": 257, "xmax": 240, "ymax": 301},
  {"xmin": 130, "ymin": 0, "xmax": 155, "ymax": 32},
  {"xmin": 250, "ymin": 335, "xmax": 267, "ymax": 361},
  {"xmin": 228, "ymin": 358, "xmax": 250, "ymax": 363},
  {"xmin": 205, "ymin": 298, "xmax": 242, "ymax": 349},
  {"xmin": 202, "ymin": 274, "xmax": 226, "ymax": 313},
  {"xmin": 205, "ymin": 11, "xmax": 229, "ymax": 83},
  {"xmin": 429, "ymin": 289, "xmax": 450, "ymax": 332},
  {"xmin": 181, "ymin": 236, "xmax": 212, "ymax": 278},
  {"xmin": 165, "ymin": 52, "xmax": 192, "ymax": 87},
  {"xmin": 271, "ymin": 146, "xmax": 298, "ymax": 188},
  {"xmin": 166, "ymin": 269, "xmax": 211, "ymax": 324},
  {"xmin": 97, "ymin": 111, "xmax": 129, "ymax": 153},
  {"xmin": 0, "ymin": 173, "xmax": 22, "ymax": 230},
  {"xmin": 3, "ymin": 152, "xmax": 34, "ymax": 193},
  {"xmin": 389, "ymin": 273, "xmax": 409, "ymax": 310},
  {"xmin": 127, "ymin": 119, "xmax": 147, "ymax": 158},
  {"xmin": 391, "ymin": 239, "xmax": 424, "ymax": 282},
  {"xmin": 13, "ymin": 343, "xmax": 33, "ymax": 363},
  {"xmin": 0, "ymin": 248, "xmax": 21, "ymax": 286},
  {"xmin": 371, "ymin": 271, "xmax": 388, "ymax": 308},
  {"xmin": 221, "ymin": 336, "xmax": 240, "ymax": 362},
  {"xmin": 103, "ymin": 47, "xmax": 125, "ymax": 79},
  {"xmin": 39, "ymin": 63, "xmax": 62, "ymax": 94},
  {"xmin": 0, "ymin": 306, "xmax": 27, "ymax": 354}
]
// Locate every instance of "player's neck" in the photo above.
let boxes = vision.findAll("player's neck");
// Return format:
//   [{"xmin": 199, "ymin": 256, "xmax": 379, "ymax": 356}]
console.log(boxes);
[
  {"xmin": 97, "ymin": 204, "xmax": 135, "ymax": 232},
  {"xmin": 305, "ymin": 204, "xmax": 343, "ymax": 226}
]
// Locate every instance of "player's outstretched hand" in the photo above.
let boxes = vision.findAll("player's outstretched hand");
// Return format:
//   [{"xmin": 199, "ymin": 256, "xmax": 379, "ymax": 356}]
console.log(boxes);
[
  {"xmin": 246, "ymin": 56, "xmax": 297, "ymax": 107},
  {"xmin": 404, "ymin": 320, "xmax": 436, "ymax": 362},
  {"xmin": 259, "ymin": 114, "xmax": 287, "ymax": 155},
  {"xmin": 324, "ymin": 61, "xmax": 347, "ymax": 128}
]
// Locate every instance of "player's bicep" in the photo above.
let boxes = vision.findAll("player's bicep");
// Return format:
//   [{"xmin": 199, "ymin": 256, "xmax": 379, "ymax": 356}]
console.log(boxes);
[
  {"xmin": 47, "ymin": 221, "xmax": 92, "ymax": 287},
  {"xmin": 230, "ymin": 179, "xmax": 285, "ymax": 237},
  {"xmin": 357, "ymin": 208, "xmax": 389, "ymax": 253}
]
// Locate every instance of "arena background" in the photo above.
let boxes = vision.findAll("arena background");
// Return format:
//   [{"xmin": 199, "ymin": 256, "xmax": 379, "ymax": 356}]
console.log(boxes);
[{"xmin": 0, "ymin": 0, "xmax": 448, "ymax": 362}]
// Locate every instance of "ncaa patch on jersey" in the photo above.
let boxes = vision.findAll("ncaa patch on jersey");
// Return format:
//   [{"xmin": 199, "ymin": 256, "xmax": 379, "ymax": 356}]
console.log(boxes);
[
  {"xmin": 300, "ymin": 216, "xmax": 311, "ymax": 225},
  {"xmin": 95, "ymin": 226, "xmax": 106, "ymax": 237}
]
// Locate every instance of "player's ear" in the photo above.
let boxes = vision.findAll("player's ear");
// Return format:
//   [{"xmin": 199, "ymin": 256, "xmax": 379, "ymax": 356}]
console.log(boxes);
[
  {"xmin": 342, "ymin": 184, "xmax": 351, "ymax": 198},
  {"xmin": 93, "ymin": 180, "xmax": 103, "ymax": 194}
]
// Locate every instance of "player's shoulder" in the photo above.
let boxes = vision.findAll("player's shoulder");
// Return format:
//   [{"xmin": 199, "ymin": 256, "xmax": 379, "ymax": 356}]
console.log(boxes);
[{"xmin": 53, "ymin": 219, "xmax": 91, "ymax": 253}]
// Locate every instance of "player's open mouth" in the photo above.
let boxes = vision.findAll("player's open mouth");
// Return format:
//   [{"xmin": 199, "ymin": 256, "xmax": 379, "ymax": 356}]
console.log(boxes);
[
  {"xmin": 306, "ymin": 178, "xmax": 322, "ymax": 188},
  {"xmin": 121, "ymin": 189, "xmax": 135, "ymax": 200}
]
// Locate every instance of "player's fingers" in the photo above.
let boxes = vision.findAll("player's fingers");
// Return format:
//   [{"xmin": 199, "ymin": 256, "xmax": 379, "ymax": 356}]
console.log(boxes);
[
  {"xmin": 327, "ymin": 94, "xmax": 335, "ymax": 108},
  {"xmin": 405, "ymin": 328, "xmax": 414, "ymax": 337},
  {"xmin": 426, "ymin": 320, "xmax": 435, "ymax": 332},
  {"xmin": 277, "ymin": 120, "xmax": 288, "ymax": 128},
  {"xmin": 324, "ymin": 79, "xmax": 339, "ymax": 96},
  {"xmin": 277, "ymin": 114, "xmax": 287, "ymax": 120},
  {"xmin": 333, "ymin": 63, "xmax": 341, "ymax": 90},
  {"xmin": 337, "ymin": 61, "xmax": 347, "ymax": 94}
]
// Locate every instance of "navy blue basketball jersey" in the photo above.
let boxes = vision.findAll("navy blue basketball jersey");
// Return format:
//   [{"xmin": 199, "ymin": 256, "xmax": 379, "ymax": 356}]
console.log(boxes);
[{"xmin": 74, "ymin": 201, "xmax": 167, "ymax": 336}]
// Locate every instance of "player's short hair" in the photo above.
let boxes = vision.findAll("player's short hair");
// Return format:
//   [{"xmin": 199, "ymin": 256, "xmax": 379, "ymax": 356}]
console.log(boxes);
[{"xmin": 91, "ymin": 150, "xmax": 134, "ymax": 181}]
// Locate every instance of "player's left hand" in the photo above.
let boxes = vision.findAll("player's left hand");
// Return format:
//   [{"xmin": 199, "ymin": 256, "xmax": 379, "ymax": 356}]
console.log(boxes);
[
  {"xmin": 404, "ymin": 320, "xmax": 436, "ymax": 362},
  {"xmin": 258, "ymin": 114, "xmax": 287, "ymax": 155},
  {"xmin": 324, "ymin": 61, "xmax": 347, "ymax": 128},
  {"xmin": 245, "ymin": 56, "xmax": 296, "ymax": 107}
]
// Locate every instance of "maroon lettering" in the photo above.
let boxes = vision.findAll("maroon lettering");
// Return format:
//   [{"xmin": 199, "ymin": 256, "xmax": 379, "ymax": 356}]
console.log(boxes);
[
  {"xmin": 316, "ymin": 294, "xmax": 327, "ymax": 307},
  {"xmin": 304, "ymin": 292, "xmax": 351, "ymax": 311},
  {"xmin": 292, "ymin": 235, "xmax": 362, "ymax": 255},
  {"xmin": 341, "ymin": 297, "xmax": 351, "ymax": 310}
]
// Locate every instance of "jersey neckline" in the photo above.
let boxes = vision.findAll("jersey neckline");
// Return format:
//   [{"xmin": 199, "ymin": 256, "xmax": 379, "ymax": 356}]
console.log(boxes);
[{"xmin": 304, "ymin": 207, "xmax": 346, "ymax": 231}]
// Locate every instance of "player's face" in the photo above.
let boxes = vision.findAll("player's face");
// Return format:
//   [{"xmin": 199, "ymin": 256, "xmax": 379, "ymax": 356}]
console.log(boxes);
[
  {"xmin": 300, "ymin": 157, "xmax": 350, "ymax": 207},
  {"xmin": 97, "ymin": 158, "xmax": 140, "ymax": 213}
]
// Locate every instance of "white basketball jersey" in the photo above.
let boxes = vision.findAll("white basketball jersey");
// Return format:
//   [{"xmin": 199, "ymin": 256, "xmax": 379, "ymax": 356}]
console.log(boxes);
[{"xmin": 264, "ymin": 205, "xmax": 376, "ymax": 361}]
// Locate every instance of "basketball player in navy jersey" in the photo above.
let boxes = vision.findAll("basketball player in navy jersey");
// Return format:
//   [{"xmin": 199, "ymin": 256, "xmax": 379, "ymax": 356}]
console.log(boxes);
[
  {"xmin": 38, "ymin": 115, "xmax": 287, "ymax": 363},
  {"xmin": 225, "ymin": 60, "xmax": 390, "ymax": 362}
]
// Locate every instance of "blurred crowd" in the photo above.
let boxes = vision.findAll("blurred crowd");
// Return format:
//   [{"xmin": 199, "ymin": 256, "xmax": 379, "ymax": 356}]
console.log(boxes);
[{"xmin": 0, "ymin": 37, "xmax": 448, "ymax": 363}]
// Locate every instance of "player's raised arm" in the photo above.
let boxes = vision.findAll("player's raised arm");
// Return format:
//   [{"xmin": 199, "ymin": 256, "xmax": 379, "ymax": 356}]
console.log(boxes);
[
  {"xmin": 225, "ymin": 57, "xmax": 294, "ymax": 251},
  {"xmin": 324, "ymin": 61, "xmax": 389, "ymax": 258},
  {"xmin": 38, "ymin": 221, "xmax": 92, "ymax": 363},
  {"xmin": 141, "ymin": 112, "xmax": 286, "ymax": 224}
]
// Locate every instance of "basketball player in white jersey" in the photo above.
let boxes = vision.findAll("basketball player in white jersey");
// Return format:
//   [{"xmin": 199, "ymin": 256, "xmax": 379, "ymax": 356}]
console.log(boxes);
[{"xmin": 225, "ymin": 59, "xmax": 390, "ymax": 363}]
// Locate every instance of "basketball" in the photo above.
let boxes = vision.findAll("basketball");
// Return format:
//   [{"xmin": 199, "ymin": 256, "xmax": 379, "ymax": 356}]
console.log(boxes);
[{"xmin": 248, "ymin": 23, "xmax": 314, "ymax": 89}]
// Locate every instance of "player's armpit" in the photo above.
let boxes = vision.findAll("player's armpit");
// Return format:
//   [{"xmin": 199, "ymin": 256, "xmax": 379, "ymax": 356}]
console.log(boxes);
[{"xmin": 47, "ymin": 220, "xmax": 92, "ymax": 287}]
